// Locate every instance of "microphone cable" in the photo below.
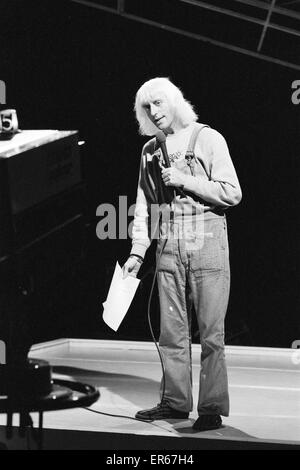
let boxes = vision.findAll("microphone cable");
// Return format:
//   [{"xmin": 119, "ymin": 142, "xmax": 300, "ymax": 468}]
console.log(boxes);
[
  {"xmin": 146, "ymin": 232, "xmax": 168, "ymax": 404},
  {"xmin": 145, "ymin": 192, "xmax": 176, "ymax": 406}
]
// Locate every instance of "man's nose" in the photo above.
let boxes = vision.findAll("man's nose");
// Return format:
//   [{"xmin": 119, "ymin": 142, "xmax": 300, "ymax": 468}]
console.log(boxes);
[{"xmin": 149, "ymin": 103, "xmax": 158, "ymax": 116}]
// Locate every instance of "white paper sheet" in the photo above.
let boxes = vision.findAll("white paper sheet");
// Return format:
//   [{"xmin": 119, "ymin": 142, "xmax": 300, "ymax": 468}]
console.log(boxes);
[{"xmin": 102, "ymin": 262, "xmax": 140, "ymax": 331}]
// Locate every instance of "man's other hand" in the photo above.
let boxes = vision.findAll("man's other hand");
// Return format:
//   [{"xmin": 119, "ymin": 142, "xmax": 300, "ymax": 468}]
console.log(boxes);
[{"xmin": 122, "ymin": 256, "xmax": 142, "ymax": 279}]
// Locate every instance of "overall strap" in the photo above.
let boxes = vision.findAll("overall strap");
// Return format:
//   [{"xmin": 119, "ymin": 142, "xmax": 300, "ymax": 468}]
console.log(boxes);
[{"xmin": 185, "ymin": 123, "xmax": 210, "ymax": 158}]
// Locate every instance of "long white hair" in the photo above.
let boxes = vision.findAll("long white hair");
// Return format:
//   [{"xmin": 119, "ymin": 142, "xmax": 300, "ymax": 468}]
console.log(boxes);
[{"xmin": 134, "ymin": 77, "xmax": 198, "ymax": 136}]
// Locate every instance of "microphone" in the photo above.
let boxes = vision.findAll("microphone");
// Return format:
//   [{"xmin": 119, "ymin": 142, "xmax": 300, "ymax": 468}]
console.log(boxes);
[
  {"xmin": 156, "ymin": 130, "xmax": 171, "ymax": 168},
  {"xmin": 156, "ymin": 130, "xmax": 186, "ymax": 198}
]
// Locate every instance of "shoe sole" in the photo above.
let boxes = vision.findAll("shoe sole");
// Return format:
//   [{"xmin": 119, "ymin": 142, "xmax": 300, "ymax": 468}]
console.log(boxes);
[
  {"xmin": 135, "ymin": 414, "xmax": 154, "ymax": 421},
  {"xmin": 135, "ymin": 413, "xmax": 189, "ymax": 421}
]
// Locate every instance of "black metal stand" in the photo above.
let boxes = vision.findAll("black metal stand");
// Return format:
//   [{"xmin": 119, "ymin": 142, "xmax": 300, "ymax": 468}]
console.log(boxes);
[{"xmin": 0, "ymin": 379, "xmax": 100, "ymax": 449}]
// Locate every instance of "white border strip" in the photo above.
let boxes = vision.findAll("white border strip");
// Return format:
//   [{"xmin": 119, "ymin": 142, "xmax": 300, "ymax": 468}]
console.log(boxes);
[{"xmin": 30, "ymin": 338, "xmax": 296, "ymax": 357}]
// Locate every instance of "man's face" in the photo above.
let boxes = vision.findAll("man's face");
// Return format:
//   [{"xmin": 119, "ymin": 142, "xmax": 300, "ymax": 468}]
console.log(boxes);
[{"xmin": 143, "ymin": 90, "xmax": 176, "ymax": 133}]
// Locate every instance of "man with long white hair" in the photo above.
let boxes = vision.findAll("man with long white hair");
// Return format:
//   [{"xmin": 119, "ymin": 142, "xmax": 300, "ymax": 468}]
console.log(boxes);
[{"xmin": 123, "ymin": 77, "xmax": 242, "ymax": 431}]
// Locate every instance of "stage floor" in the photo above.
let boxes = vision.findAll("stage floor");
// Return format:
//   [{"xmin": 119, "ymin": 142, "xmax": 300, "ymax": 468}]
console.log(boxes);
[{"xmin": 0, "ymin": 339, "xmax": 299, "ymax": 449}]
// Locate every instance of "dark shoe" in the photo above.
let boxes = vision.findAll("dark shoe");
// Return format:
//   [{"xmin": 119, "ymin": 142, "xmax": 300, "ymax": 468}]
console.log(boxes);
[
  {"xmin": 135, "ymin": 400, "xmax": 189, "ymax": 421},
  {"xmin": 193, "ymin": 414, "xmax": 222, "ymax": 431}
]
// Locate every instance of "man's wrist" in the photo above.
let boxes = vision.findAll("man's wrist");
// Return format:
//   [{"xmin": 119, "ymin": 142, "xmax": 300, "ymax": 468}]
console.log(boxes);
[{"xmin": 130, "ymin": 254, "xmax": 144, "ymax": 264}]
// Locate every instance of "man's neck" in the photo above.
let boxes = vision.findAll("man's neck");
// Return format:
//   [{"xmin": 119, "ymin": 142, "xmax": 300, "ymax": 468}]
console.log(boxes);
[{"xmin": 164, "ymin": 122, "xmax": 191, "ymax": 136}]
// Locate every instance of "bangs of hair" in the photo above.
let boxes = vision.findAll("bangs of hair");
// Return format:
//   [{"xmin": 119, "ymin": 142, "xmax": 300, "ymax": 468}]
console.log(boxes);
[
  {"xmin": 138, "ymin": 89, "xmax": 157, "ymax": 109},
  {"xmin": 137, "ymin": 78, "xmax": 178, "ymax": 107}
]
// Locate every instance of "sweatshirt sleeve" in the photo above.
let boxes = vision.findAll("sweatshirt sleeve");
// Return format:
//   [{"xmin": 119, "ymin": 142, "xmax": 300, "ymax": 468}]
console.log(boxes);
[
  {"xmin": 130, "ymin": 146, "xmax": 156, "ymax": 259},
  {"xmin": 182, "ymin": 128, "xmax": 242, "ymax": 207}
]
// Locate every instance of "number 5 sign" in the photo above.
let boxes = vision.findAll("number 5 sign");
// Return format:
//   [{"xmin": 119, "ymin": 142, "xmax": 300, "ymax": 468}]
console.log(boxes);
[{"xmin": 0, "ymin": 109, "xmax": 18, "ymax": 133}]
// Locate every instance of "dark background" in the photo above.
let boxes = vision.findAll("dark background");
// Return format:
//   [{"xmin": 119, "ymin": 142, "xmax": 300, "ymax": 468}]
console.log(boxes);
[{"xmin": 0, "ymin": 0, "xmax": 299, "ymax": 348}]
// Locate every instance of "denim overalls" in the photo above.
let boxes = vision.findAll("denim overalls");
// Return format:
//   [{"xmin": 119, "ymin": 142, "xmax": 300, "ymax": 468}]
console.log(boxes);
[{"xmin": 155, "ymin": 123, "xmax": 230, "ymax": 416}]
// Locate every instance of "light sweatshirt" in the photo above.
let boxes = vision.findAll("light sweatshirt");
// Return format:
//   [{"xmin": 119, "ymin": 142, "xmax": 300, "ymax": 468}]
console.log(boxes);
[{"xmin": 130, "ymin": 123, "xmax": 242, "ymax": 259}]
